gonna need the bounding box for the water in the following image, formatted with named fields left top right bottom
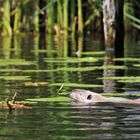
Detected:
left=0, top=34, right=140, bottom=140
left=0, top=103, right=140, bottom=140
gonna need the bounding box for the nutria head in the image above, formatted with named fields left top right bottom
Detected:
left=69, top=89, right=106, bottom=104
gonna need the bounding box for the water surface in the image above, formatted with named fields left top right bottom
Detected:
left=0, top=34, right=140, bottom=140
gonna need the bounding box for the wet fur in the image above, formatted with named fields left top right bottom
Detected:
left=70, top=89, right=140, bottom=105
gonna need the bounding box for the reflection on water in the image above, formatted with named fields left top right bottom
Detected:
left=0, top=103, right=140, bottom=140
left=0, top=34, right=140, bottom=140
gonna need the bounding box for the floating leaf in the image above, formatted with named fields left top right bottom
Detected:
left=58, top=65, right=127, bottom=72
left=50, top=83, right=102, bottom=88
left=18, top=101, right=38, bottom=104
left=44, top=57, right=98, bottom=63
left=26, top=96, right=71, bottom=102
left=118, top=79, right=140, bottom=83
left=57, top=66, right=100, bottom=72
left=0, top=66, right=127, bottom=74
left=102, top=93, right=140, bottom=97
left=58, top=92, right=68, bottom=96
left=99, top=76, right=140, bottom=83
left=114, top=58, right=140, bottom=62
left=99, top=76, right=140, bottom=80
left=0, top=69, right=56, bottom=73
left=0, top=69, right=20, bottom=72
left=102, top=65, right=127, bottom=69
left=23, top=69, right=57, bottom=73
left=24, top=82, right=49, bottom=86
left=0, top=76, right=31, bottom=81
left=133, top=64, right=140, bottom=67
left=32, top=49, right=57, bottom=53
left=82, top=51, right=105, bottom=55
left=0, top=59, right=36, bottom=66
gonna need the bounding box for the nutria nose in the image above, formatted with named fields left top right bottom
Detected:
left=69, top=93, right=73, bottom=98
left=69, top=92, right=76, bottom=99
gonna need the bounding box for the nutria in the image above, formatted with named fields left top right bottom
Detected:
left=69, top=89, right=140, bottom=105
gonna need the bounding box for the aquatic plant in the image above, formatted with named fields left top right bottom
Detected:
left=0, top=0, right=139, bottom=36
left=124, top=0, right=140, bottom=30
left=26, top=96, right=71, bottom=102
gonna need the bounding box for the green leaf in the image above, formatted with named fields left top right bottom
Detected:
left=32, top=49, right=57, bottom=53
left=26, top=96, right=71, bottom=102
left=0, top=69, right=20, bottom=72
left=82, top=51, right=105, bottom=55
left=114, top=57, right=140, bottom=61
left=0, top=76, right=31, bottom=81
left=99, top=76, right=140, bottom=80
left=133, top=64, right=140, bottom=67
left=102, top=93, right=140, bottom=97
left=99, top=76, right=140, bottom=83
left=50, top=83, right=103, bottom=88
left=125, top=13, right=140, bottom=24
left=118, top=79, right=140, bottom=83
left=39, top=0, right=58, bottom=14
left=18, top=101, right=38, bottom=104
left=23, top=69, right=57, bottom=73
left=44, top=57, right=98, bottom=63
left=58, top=65, right=127, bottom=72
left=0, top=59, right=36, bottom=66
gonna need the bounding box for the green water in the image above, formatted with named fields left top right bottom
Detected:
left=0, top=34, right=140, bottom=140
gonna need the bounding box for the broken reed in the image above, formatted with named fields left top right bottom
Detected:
left=0, top=0, right=84, bottom=36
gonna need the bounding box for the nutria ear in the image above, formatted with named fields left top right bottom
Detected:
left=87, top=94, right=92, bottom=100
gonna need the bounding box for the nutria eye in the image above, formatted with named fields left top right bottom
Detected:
left=87, top=95, right=92, bottom=100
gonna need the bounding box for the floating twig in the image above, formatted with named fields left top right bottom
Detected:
left=6, top=98, right=13, bottom=112
left=12, top=92, right=18, bottom=104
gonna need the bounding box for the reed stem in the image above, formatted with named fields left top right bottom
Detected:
left=77, top=0, right=83, bottom=35
left=70, top=0, right=76, bottom=36
left=33, top=0, right=39, bottom=33
left=63, top=0, right=69, bottom=37
left=57, top=0, right=63, bottom=35
left=13, top=4, right=21, bottom=33
left=46, top=0, right=54, bottom=34
left=2, top=0, right=12, bottom=36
